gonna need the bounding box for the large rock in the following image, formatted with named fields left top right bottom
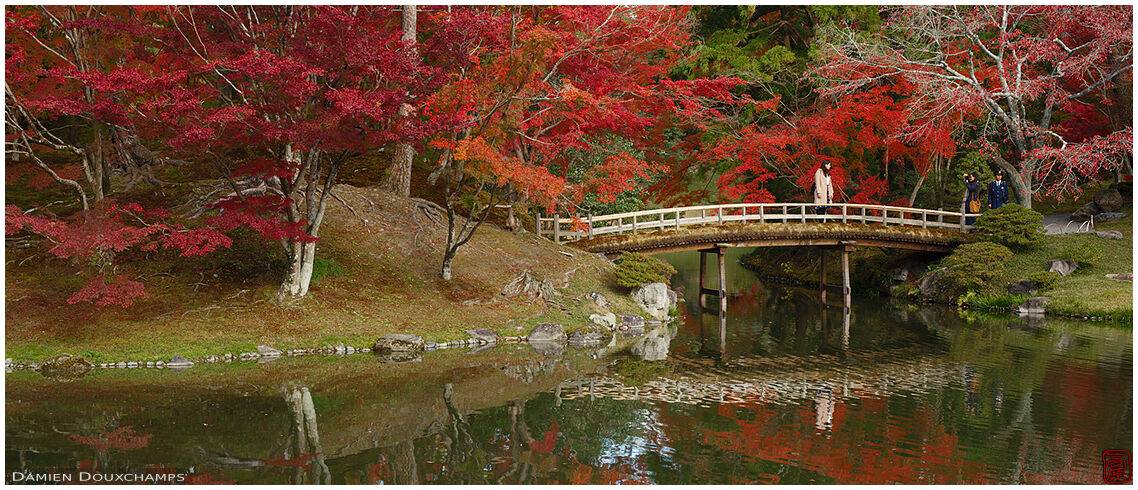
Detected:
left=1070, top=201, right=1102, bottom=222
left=589, top=312, right=617, bottom=329
left=256, top=345, right=281, bottom=357
left=373, top=334, right=425, bottom=353
left=1094, top=212, right=1128, bottom=223
left=1015, top=296, right=1050, bottom=315
left=1047, top=259, right=1079, bottom=277
left=1095, top=230, right=1125, bottom=240
left=1006, top=280, right=1038, bottom=296
left=36, top=353, right=93, bottom=380
left=527, top=323, right=566, bottom=343
left=1106, top=273, right=1133, bottom=282
left=567, top=325, right=611, bottom=346
left=465, top=328, right=499, bottom=343
left=1093, top=188, right=1125, bottom=212
left=582, top=291, right=613, bottom=310
left=631, top=282, right=672, bottom=320
left=620, top=314, right=645, bottom=329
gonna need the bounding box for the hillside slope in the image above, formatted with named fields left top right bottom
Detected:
left=5, top=186, right=637, bottom=363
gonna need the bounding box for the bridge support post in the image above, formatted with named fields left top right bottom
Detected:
left=841, top=244, right=851, bottom=309
left=717, top=246, right=727, bottom=311
left=698, top=250, right=707, bottom=309
left=819, top=249, right=827, bottom=303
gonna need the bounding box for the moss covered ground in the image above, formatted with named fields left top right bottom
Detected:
left=968, top=215, right=1133, bottom=323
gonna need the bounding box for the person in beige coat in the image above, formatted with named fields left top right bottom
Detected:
left=813, top=160, right=834, bottom=221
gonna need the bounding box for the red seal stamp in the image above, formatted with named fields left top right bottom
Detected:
left=1103, top=449, right=1132, bottom=484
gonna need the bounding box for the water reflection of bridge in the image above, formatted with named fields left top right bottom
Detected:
left=558, top=348, right=961, bottom=409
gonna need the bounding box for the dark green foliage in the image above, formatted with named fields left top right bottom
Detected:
left=311, top=256, right=343, bottom=282
left=613, top=252, right=677, bottom=289
left=974, top=204, right=1044, bottom=249
left=1029, top=271, right=1061, bottom=290
left=1060, top=242, right=1103, bottom=267
left=939, top=242, right=1014, bottom=294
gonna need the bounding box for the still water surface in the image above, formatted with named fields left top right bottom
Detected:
left=6, top=249, right=1132, bottom=484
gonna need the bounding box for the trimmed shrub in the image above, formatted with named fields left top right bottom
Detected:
left=973, top=204, right=1044, bottom=249
left=1060, top=242, right=1103, bottom=267
left=938, top=242, right=1014, bottom=294
left=614, top=252, right=677, bottom=289
left=1029, top=270, right=1061, bottom=290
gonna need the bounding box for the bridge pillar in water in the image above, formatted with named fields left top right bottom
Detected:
left=841, top=242, right=853, bottom=309
left=698, top=246, right=727, bottom=310
left=819, top=249, right=827, bottom=304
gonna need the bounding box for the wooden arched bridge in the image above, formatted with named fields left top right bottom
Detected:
left=538, top=202, right=977, bottom=308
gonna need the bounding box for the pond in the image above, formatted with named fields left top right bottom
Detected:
left=5, top=249, right=1132, bottom=484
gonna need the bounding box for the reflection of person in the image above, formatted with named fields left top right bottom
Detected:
left=813, top=161, right=834, bottom=221
left=988, top=170, right=1010, bottom=209
left=963, top=173, right=981, bottom=225
left=814, top=387, right=835, bottom=434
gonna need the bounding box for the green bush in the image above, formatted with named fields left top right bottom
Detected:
left=1029, top=270, right=1061, bottom=290
left=939, top=242, right=1014, bottom=294
left=1060, top=242, right=1103, bottom=266
left=973, top=204, right=1044, bottom=249
left=613, top=252, right=677, bottom=289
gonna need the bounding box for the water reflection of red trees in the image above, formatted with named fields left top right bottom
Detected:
left=656, top=385, right=1106, bottom=484
left=70, top=426, right=152, bottom=451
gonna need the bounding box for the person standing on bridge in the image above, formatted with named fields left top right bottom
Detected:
left=963, top=173, right=981, bottom=225
left=988, top=170, right=1010, bottom=210
left=813, top=160, right=835, bottom=222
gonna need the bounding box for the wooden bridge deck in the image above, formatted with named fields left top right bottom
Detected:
left=538, top=202, right=976, bottom=252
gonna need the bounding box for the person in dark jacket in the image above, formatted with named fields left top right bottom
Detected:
left=963, top=173, right=981, bottom=225
left=988, top=170, right=1010, bottom=209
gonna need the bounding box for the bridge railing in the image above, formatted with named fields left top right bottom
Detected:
left=537, top=202, right=978, bottom=244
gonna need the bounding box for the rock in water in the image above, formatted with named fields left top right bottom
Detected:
left=631, top=282, right=671, bottom=320
left=1015, top=296, right=1050, bottom=315
left=567, top=325, right=611, bottom=345
left=528, top=341, right=565, bottom=357
left=168, top=355, right=194, bottom=366
left=257, top=345, right=282, bottom=357
left=589, top=312, right=617, bottom=329
left=631, top=325, right=676, bottom=361
left=621, top=314, right=646, bottom=329
left=1006, top=280, right=1038, bottom=296
left=527, top=323, right=566, bottom=343
left=1047, top=259, right=1078, bottom=277
left=373, top=350, right=423, bottom=364
left=1093, top=188, right=1125, bottom=212
left=36, top=353, right=94, bottom=379
left=373, top=334, right=425, bottom=353
left=465, top=328, right=499, bottom=343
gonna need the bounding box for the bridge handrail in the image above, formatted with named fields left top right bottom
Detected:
left=537, top=202, right=978, bottom=244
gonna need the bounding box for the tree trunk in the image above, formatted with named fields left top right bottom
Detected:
left=990, top=154, right=1033, bottom=208
left=384, top=441, right=419, bottom=485
left=441, top=248, right=455, bottom=281
left=379, top=6, right=417, bottom=197
left=381, top=127, right=414, bottom=196
left=909, top=170, right=926, bottom=206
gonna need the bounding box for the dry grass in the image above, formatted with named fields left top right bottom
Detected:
left=5, top=186, right=638, bottom=362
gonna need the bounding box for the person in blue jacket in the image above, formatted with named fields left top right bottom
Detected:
left=988, top=170, right=1010, bottom=209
